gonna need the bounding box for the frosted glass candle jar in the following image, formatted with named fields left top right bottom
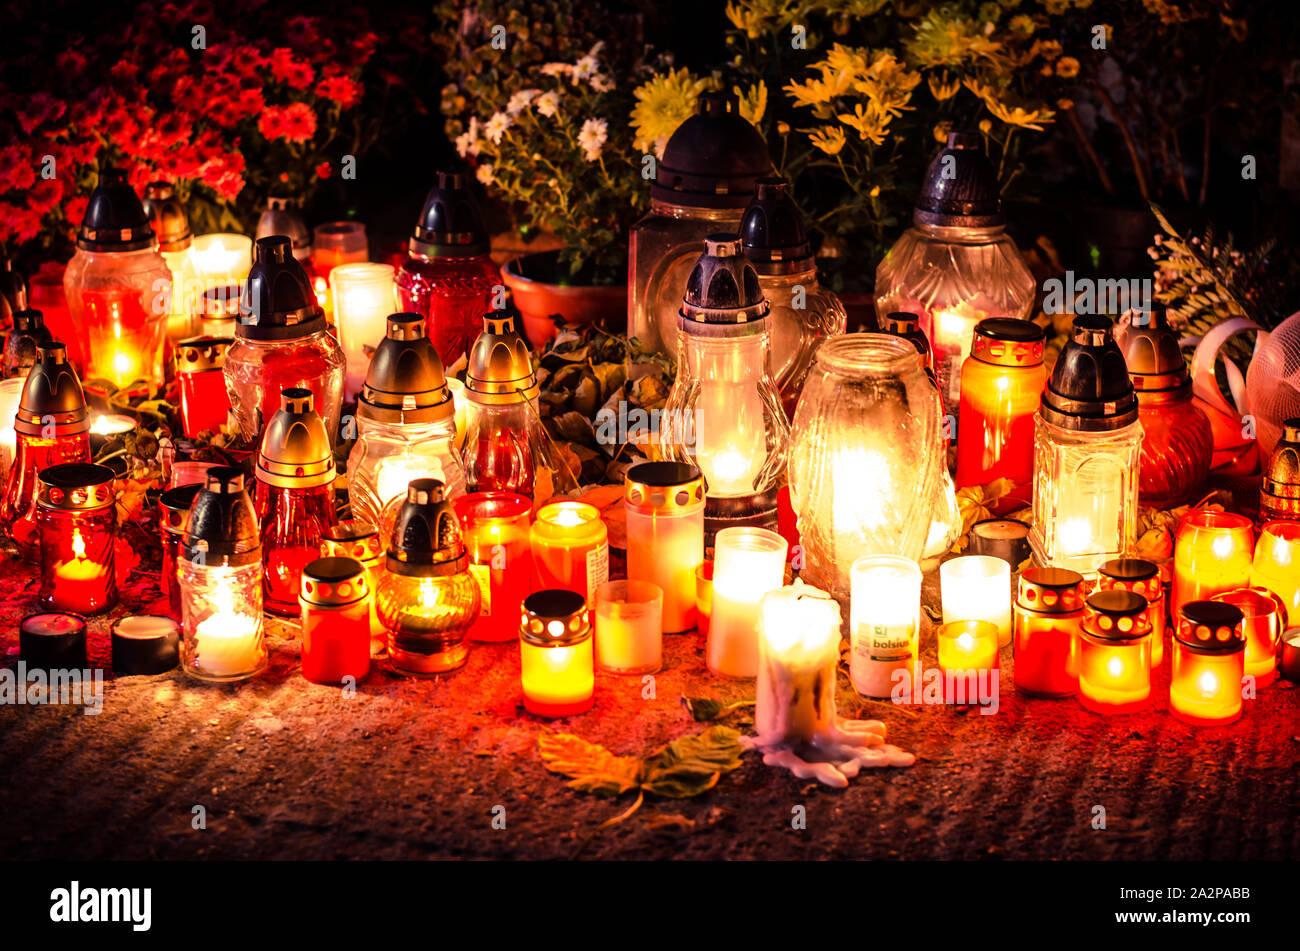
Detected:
left=1212, top=587, right=1287, bottom=687
left=594, top=580, right=663, bottom=675
left=192, top=233, right=252, bottom=293
left=1171, top=509, right=1254, bottom=620
left=848, top=555, right=921, bottom=699
left=1249, top=521, right=1300, bottom=620
left=331, top=262, right=397, bottom=398
left=707, top=527, right=788, bottom=678
left=624, top=461, right=705, bottom=634
left=941, top=555, right=1012, bottom=647
left=531, top=501, right=609, bottom=606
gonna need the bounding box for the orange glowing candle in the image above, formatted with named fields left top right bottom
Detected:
left=937, top=619, right=1000, bottom=675
left=1077, top=590, right=1153, bottom=714
left=519, top=589, right=594, bottom=717
left=530, top=501, right=609, bottom=604
left=1250, top=521, right=1300, bottom=620
left=456, top=492, right=532, bottom=643
left=1096, top=558, right=1167, bottom=666
left=1171, top=510, right=1254, bottom=620
left=1211, top=587, right=1286, bottom=687
left=1170, top=601, right=1246, bottom=726
left=1012, top=567, right=1084, bottom=697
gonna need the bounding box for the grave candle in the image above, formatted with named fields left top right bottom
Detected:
left=940, top=555, right=1012, bottom=647
left=594, top=580, right=663, bottom=675
left=519, top=589, right=594, bottom=717
left=1172, top=509, right=1254, bottom=619
left=1250, top=521, right=1300, bottom=619
left=299, top=556, right=372, bottom=685
left=1013, top=567, right=1084, bottom=697
left=1078, top=590, right=1153, bottom=715
left=1170, top=600, right=1246, bottom=726
left=455, top=491, right=533, bottom=642
left=707, top=526, right=788, bottom=678
left=756, top=581, right=841, bottom=745
left=848, top=554, right=921, bottom=699
left=530, top=501, right=609, bottom=605
left=1211, top=587, right=1286, bottom=687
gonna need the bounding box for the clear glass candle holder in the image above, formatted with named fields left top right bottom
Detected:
left=594, top=580, right=663, bottom=675
left=940, top=555, right=1012, bottom=647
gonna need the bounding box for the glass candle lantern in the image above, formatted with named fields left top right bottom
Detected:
left=788, top=334, right=944, bottom=603
left=1077, top=590, right=1153, bottom=715
left=178, top=466, right=266, bottom=683
left=254, top=388, right=339, bottom=617
left=628, top=91, right=770, bottom=358
left=1117, top=305, right=1214, bottom=508
left=347, top=313, right=466, bottom=539
left=594, top=579, right=663, bottom=675
left=756, top=581, right=842, bottom=744
left=0, top=376, right=25, bottom=482
left=660, top=235, right=789, bottom=522
left=624, top=461, right=705, bottom=634
left=1251, top=520, right=1300, bottom=619
left=530, top=500, right=609, bottom=605
left=462, top=313, right=548, bottom=496
left=1031, top=316, right=1143, bottom=575
left=321, top=520, right=386, bottom=655
left=175, top=337, right=233, bottom=438
left=376, top=479, right=481, bottom=675
left=1170, top=601, right=1247, bottom=726
left=1260, top=419, right=1300, bottom=523
left=1212, top=587, right=1287, bottom=687
left=0, top=343, right=92, bottom=557
left=331, top=262, right=397, bottom=398
left=397, top=170, right=502, bottom=368
left=63, top=169, right=172, bottom=390
left=192, top=233, right=253, bottom=294
left=141, top=181, right=200, bottom=342
left=3, top=308, right=53, bottom=379
left=224, top=236, right=346, bottom=445
left=954, top=318, right=1047, bottom=490
left=848, top=555, right=921, bottom=699
left=1096, top=558, right=1167, bottom=667
left=519, top=589, right=595, bottom=717
left=37, top=463, right=117, bottom=615
left=875, top=132, right=1036, bottom=419
left=454, top=491, right=532, bottom=643
left=29, top=263, right=86, bottom=372
left=159, top=482, right=202, bottom=619
left=299, top=556, right=372, bottom=685
left=256, top=197, right=312, bottom=265
left=738, top=178, right=846, bottom=414
left=707, top=526, right=788, bottom=679
left=1013, top=567, right=1085, bottom=697
left=941, top=555, right=1013, bottom=648
left=1171, top=509, right=1254, bottom=620
left=194, top=284, right=240, bottom=339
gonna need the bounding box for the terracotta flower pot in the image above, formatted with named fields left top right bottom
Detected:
left=501, top=250, right=627, bottom=347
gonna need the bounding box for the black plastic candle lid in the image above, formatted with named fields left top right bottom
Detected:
left=913, top=131, right=1003, bottom=228
left=77, top=168, right=156, bottom=252
left=238, top=236, right=326, bottom=341
left=20, top=612, right=89, bottom=669
left=1177, top=601, right=1246, bottom=653
left=410, top=169, right=490, bottom=257
left=652, top=91, right=771, bottom=210
left=111, top=615, right=179, bottom=675
left=520, top=589, right=590, bottom=646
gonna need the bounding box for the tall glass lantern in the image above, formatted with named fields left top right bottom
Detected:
left=875, top=132, right=1035, bottom=419
left=738, top=178, right=846, bottom=415
left=348, top=313, right=465, bottom=537
left=628, top=91, right=770, bottom=358
left=462, top=313, right=549, bottom=497
left=253, top=388, right=339, bottom=617
left=787, top=334, right=945, bottom=603
left=224, top=236, right=346, bottom=445
left=396, top=170, right=501, bottom=368
left=1031, top=316, right=1142, bottom=576
left=140, top=181, right=200, bottom=342
left=63, top=169, right=173, bottom=389
left=660, top=236, right=789, bottom=535
left=1117, top=304, right=1213, bottom=509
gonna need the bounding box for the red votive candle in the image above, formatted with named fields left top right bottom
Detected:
left=299, top=556, right=371, bottom=684
left=175, top=337, right=233, bottom=438
left=37, top=463, right=117, bottom=615
left=455, top=491, right=533, bottom=642
left=1013, top=567, right=1084, bottom=697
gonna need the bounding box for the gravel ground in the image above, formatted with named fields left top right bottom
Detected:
left=2, top=551, right=1297, bottom=862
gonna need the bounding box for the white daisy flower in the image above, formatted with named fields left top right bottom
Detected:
left=540, top=63, right=572, bottom=78
left=506, top=88, right=540, bottom=116
left=590, top=73, right=614, bottom=93
left=484, top=111, right=512, bottom=144
left=476, top=163, right=494, bottom=185
left=535, top=91, right=560, bottom=117
left=578, top=117, right=607, bottom=162
left=455, top=116, right=480, bottom=157
left=572, top=54, right=599, bottom=85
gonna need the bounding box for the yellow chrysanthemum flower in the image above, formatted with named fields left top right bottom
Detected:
left=807, top=125, right=847, bottom=156
left=928, top=71, right=961, bottom=101
left=1055, top=56, right=1080, bottom=79
left=838, top=101, right=890, bottom=146
left=985, top=98, right=1054, bottom=131
left=736, top=81, right=768, bottom=127
left=631, top=68, right=710, bottom=155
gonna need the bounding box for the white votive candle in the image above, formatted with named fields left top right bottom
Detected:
left=757, top=581, right=841, bottom=744
left=707, top=527, right=788, bottom=678
left=849, top=555, right=921, bottom=698
left=941, top=555, right=1013, bottom=647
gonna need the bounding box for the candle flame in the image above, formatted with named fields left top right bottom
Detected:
left=1106, top=655, right=1125, bottom=679
left=1197, top=670, right=1219, bottom=696
left=1212, top=535, right=1233, bottom=559
left=72, top=530, right=86, bottom=560
left=547, top=505, right=589, bottom=528
left=957, top=632, right=976, bottom=652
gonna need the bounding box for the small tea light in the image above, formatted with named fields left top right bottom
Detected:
left=594, top=580, right=663, bottom=675
left=1280, top=628, right=1300, bottom=684
left=1211, top=587, right=1286, bottom=687
left=1172, top=509, right=1254, bottom=620
left=530, top=500, right=609, bottom=605
left=519, top=589, right=594, bottom=718
left=89, top=414, right=135, bottom=437
left=1078, top=590, right=1153, bottom=715
left=937, top=619, right=1000, bottom=680
left=1013, top=567, right=1084, bottom=697
left=940, top=555, right=1012, bottom=647
left=1170, top=601, right=1246, bottom=726
left=20, top=612, right=88, bottom=670
left=111, top=615, right=180, bottom=676
left=969, top=518, right=1032, bottom=568
left=1097, top=558, right=1167, bottom=667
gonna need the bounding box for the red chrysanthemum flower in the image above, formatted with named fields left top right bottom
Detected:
left=315, top=75, right=362, bottom=109
left=270, top=47, right=314, bottom=90
left=277, top=101, right=318, bottom=143
left=316, top=161, right=332, bottom=179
